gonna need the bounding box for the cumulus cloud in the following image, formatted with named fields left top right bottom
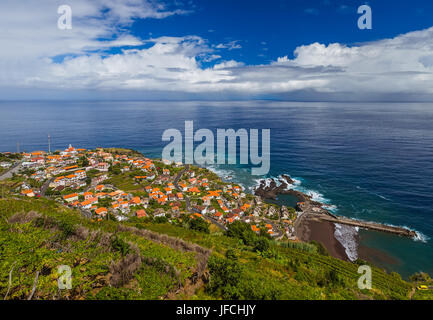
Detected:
left=1, top=0, right=433, bottom=101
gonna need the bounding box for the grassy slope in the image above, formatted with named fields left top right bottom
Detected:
left=0, top=196, right=197, bottom=300
left=0, top=191, right=422, bottom=300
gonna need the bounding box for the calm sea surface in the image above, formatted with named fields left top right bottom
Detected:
left=1, top=100, right=432, bottom=278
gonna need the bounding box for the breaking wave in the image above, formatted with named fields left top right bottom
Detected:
left=334, top=223, right=358, bottom=262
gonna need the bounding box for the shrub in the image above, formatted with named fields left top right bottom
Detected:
left=225, top=249, right=238, bottom=260
left=58, top=220, right=76, bottom=240
left=111, top=236, right=131, bottom=256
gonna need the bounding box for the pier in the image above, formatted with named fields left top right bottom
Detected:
left=310, top=213, right=417, bottom=238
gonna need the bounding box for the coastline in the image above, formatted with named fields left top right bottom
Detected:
left=253, top=175, right=355, bottom=261
left=296, top=216, right=349, bottom=261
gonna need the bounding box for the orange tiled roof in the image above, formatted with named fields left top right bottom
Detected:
left=63, top=193, right=78, bottom=199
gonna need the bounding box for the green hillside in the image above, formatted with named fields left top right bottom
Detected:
left=1, top=191, right=429, bottom=300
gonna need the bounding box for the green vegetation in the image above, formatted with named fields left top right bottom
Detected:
left=181, top=215, right=210, bottom=234
left=0, top=172, right=426, bottom=300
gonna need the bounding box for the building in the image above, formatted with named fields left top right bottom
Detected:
left=63, top=193, right=79, bottom=203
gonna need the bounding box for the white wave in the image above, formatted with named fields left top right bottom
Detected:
left=323, top=204, right=339, bottom=213
left=382, top=223, right=430, bottom=243
left=374, top=193, right=390, bottom=201
left=278, top=174, right=301, bottom=190
left=206, top=165, right=247, bottom=191
left=413, top=231, right=430, bottom=243
left=206, top=165, right=233, bottom=178
left=334, top=223, right=359, bottom=262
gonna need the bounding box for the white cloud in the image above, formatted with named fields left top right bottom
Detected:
left=1, top=0, right=433, bottom=100
left=214, top=40, right=242, bottom=50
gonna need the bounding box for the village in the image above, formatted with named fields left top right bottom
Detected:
left=0, top=145, right=299, bottom=240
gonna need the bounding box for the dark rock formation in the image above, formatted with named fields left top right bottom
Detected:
left=254, top=177, right=321, bottom=206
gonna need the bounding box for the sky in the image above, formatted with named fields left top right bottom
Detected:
left=1, top=0, right=433, bottom=101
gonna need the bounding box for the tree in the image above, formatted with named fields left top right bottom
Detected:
left=189, top=217, right=210, bottom=233
left=79, top=156, right=89, bottom=167
left=254, top=238, right=270, bottom=252
left=207, top=256, right=243, bottom=299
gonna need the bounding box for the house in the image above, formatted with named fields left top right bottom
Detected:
left=95, top=207, right=108, bottom=216
left=157, top=196, right=167, bottom=205
left=109, top=190, right=123, bottom=200
left=154, top=211, right=166, bottom=218
left=251, top=225, right=260, bottom=233
left=214, top=212, right=223, bottom=220
left=162, top=159, right=172, bottom=165
left=195, top=205, right=207, bottom=215
left=188, top=187, right=200, bottom=194
left=136, top=209, right=147, bottom=218
left=84, top=192, right=93, bottom=200
left=75, top=170, right=86, bottom=179
left=202, top=196, right=211, bottom=206
left=80, top=197, right=98, bottom=209
left=63, top=165, right=78, bottom=171
left=63, top=193, right=79, bottom=203
left=207, top=190, right=221, bottom=199
left=0, top=162, right=12, bottom=168
left=51, top=176, right=66, bottom=187
left=65, top=174, right=78, bottom=183
left=146, top=173, right=155, bottom=180
left=31, top=157, right=45, bottom=165
left=97, top=162, right=109, bottom=172
left=242, top=216, right=251, bottom=223
left=176, top=193, right=184, bottom=200
left=129, top=196, right=142, bottom=206
left=21, top=189, right=35, bottom=197
left=232, top=208, right=244, bottom=216
left=95, top=192, right=107, bottom=199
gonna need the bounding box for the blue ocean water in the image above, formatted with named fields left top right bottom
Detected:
left=1, top=100, right=432, bottom=278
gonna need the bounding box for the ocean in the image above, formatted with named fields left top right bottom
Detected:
left=1, top=100, right=432, bottom=278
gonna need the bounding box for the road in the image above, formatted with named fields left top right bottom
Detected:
left=173, top=164, right=227, bottom=231
left=0, top=162, right=22, bottom=181
left=40, top=177, right=55, bottom=196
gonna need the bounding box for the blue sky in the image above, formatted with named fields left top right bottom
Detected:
left=130, top=0, right=433, bottom=65
left=1, top=0, right=433, bottom=101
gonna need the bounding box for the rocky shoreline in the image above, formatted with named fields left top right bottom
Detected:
left=252, top=175, right=418, bottom=263
left=253, top=176, right=351, bottom=261
left=254, top=175, right=326, bottom=211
